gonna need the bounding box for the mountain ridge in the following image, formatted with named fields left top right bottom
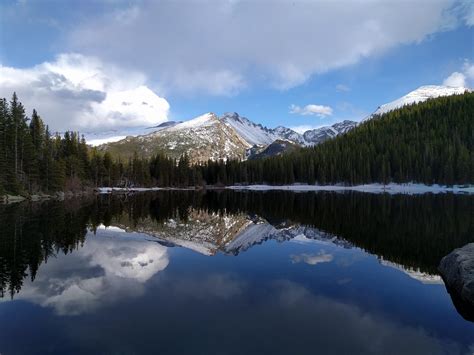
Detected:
left=98, top=85, right=469, bottom=163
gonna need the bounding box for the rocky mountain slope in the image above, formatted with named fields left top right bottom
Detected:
left=303, top=120, right=357, bottom=145
left=99, top=113, right=251, bottom=163
left=248, top=139, right=300, bottom=160
left=99, top=112, right=356, bottom=162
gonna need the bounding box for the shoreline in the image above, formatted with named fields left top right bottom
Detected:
left=226, top=183, right=474, bottom=194
left=3, top=182, right=473, bottom=203
left=97, top=183, right=474, bottom=195
left=0, top=189, right=95, bottom=204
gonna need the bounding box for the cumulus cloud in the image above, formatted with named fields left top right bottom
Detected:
left=290, top=104, right=333, bottom=117
left=443, top=61, right=474, bottom=88
left=0, top=53, right=170, bottom=132
left=67, top=0, right=462, bottom=94
left=443, top=71, right=466, bottom=87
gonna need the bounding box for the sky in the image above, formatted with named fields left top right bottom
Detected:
left=0, top=0, right=473, bottom=139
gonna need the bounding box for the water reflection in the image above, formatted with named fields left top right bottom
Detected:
left=15, top=227, right=169, bottom=315
left=0, top=191, right=474, bottom=353
left=1, top=191, right=473, bottom=299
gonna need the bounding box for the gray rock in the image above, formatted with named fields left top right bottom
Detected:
left=439, top=243, right=474, bottom=321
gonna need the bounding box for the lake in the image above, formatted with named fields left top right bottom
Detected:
left=1, top=190, right=473, bottom=354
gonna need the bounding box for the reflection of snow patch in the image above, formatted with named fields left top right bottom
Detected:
left=97, top=224, right=127, bottom=233
left=380, top=259, right=443, bottom=285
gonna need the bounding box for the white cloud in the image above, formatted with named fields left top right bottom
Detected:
left=442, top=60, right=474, bottom=88
left=168, top=69, right=246, bottom=97
left=443, top=71, right=466, bottom=87
left=336, top=84, right=351, bottom=92
left=67, top=0, right=461, bottom=94
left=463, top=61, right=474, bottom=80
left=290, top=104, right=333, bottom=117
left=0, top=53, right=170, bottom=132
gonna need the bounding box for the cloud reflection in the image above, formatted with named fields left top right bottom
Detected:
left=16, top=229, right=169, bottom=315
left=290, top=251, right=334, bottom=265
left=272, top=280, right=464, bottom=354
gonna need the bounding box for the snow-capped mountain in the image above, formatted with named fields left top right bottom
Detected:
left=366, top=85, right=469, bottom=120
left=273, top=126, right=306, bottom=145
left=99, top=113, right=251, bottom=163
left=98, top=110, right=355, bottom=163
left=221, top=112, right=351, bottom=147
left=303, top=120, right=357, bottom=145
left=98, top=111, right=357, bottom=162
left=221, top=112, right=280, bottom=146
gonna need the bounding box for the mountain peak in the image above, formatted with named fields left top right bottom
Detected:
left=369, top=85, right=469, bottom=118
left=168, top=112, right=218, bottom=131
left=221, top=112, right=277, bottom=146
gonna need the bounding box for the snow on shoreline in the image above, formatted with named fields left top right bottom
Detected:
left=227, top=183, right=474, bottom=194
left=97, top=183, right=474, bottom=195
left=97, top=187, right=195, bottom=193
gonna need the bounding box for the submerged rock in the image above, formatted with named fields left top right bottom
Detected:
left=439, top=243, right=474, bottom=321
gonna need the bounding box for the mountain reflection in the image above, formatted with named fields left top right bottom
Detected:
left=1, top=190, right=473, bottom=300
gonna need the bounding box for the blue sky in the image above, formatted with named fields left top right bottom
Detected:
left=0, top=0, right=473, bottom=136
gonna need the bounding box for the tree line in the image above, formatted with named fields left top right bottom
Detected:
left=1, top=91, right=472, bottom=196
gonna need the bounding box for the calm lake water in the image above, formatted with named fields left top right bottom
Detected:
left=1, top=190, right=474, bottom=354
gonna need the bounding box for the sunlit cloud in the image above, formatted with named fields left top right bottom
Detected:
left=289, top=104, right=333, bottom=117
left=0, top=53, right=170, bottom=132
left=442, top=60, right=474, bottom=88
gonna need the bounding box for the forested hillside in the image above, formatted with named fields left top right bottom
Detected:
left=202, top=92, right=473, bottom=185
left=0, top=91, right=472, bottom=196
left=0, top=93, right=160, bottom=196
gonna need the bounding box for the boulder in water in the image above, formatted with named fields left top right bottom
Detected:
left=439, top=243, right=474, bottom=321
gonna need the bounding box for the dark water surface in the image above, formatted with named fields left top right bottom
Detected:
left=1, top=191, right=474, bottom=354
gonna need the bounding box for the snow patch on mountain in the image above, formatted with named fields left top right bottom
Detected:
left=169, top=112, right=217, bottom=130
left=366, top=85, right=469, bottom=120
left=220, top=112, right=344, bottom=147
left=221, top=112, right=279, bottom=146
left=303, top=120, right=357, bottom=145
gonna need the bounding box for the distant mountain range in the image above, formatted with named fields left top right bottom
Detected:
left=97, top=85, right=469, bottom=163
